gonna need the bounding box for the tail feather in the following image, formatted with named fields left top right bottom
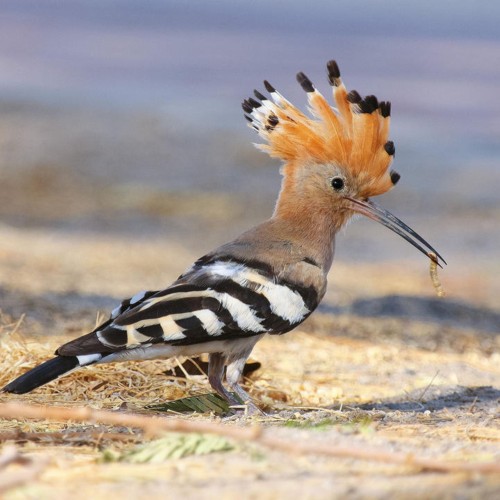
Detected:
left=2, top=356, right=80, bottom=394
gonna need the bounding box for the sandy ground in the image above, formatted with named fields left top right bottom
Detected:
left=0, top=215, right=498, bottom=499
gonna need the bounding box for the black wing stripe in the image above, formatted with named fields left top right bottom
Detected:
left=150, top=283, right=207, bottom=298
left=291, top=284, right=319, bottom=311
left=211, top=280, right=270, bottom=312
left=116, top=297, right=210, bottom=324
left=97, top=327, right=128, bottom=347
left=135, top=323, right=165, bottom=339
left=168, top=325, right=236, bottom=345
left=210, top=279, right=292, bottom=332
left=57, top=331, right=121, bottom=356
left=174, top=315, right=203, bottom=332
left=110, top=290, right=159, bottom=320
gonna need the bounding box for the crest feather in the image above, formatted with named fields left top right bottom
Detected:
left=243, top=60, right=397, bottom=197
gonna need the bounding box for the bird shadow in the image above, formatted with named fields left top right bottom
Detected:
left=0, top=286, right=119, bottom=333
left=329, top=385, right=499, bottom=413
left=319, top=294, right=500, bottom=335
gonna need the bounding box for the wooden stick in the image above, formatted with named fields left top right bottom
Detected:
left=0, top=401, right=498, bottom=474
left=0, top=402, right=261, bottom=440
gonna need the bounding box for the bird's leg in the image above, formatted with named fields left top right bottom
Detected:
left=226, top=355, right=264, bottom=416
left=207, top=352, right=242, bottom=408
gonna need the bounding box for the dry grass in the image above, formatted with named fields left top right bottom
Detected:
left=0, top=221, right=499, bottom=498
left=0, top=331, right=214, bottom=412
left=0, top=310, right=499, bottom=498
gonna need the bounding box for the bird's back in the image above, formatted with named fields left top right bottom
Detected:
left=55, top=217, right=329, bottom=363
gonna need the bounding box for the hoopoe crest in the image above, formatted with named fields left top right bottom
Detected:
left=243, top=60, right=444, bottom=262
left=243, top=60, right=397, bottom=200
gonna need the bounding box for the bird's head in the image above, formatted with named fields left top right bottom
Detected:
left=243, top=60, right=445, bottom=266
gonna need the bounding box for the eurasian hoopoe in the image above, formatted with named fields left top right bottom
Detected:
left=3, top=60, right=445, bottom=413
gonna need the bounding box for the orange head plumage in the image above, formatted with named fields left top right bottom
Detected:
left=243, top=60, right=446, bottom=267
left=243, top=60, right=399, bottom=200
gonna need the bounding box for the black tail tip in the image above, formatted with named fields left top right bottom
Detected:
left=2, top=381, right=30, bottom=394
left=2, top=356, right=79, bottom=394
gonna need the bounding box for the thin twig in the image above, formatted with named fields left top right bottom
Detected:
left=418, top=370, right=440, bottom=402
left=0, top=402, right=260, bottom=441
left=467, top=396, right=478, bottom=413
left=9, top=314, right=26, bottom=338
left=0, top=402, right=498, bottom=474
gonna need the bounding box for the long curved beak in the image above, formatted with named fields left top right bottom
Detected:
left=345, top=197, right=447, bottom=268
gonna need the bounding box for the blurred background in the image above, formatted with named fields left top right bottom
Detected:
left=0, top=0, right=498, bottom=314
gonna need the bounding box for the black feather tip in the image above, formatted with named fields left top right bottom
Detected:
left=390, top=170, right=401, bottom=185
left=248, top=97, right=262, bottom=109
left=254, top=89, right=267, bottom=101
left=267, top=114, right=279, bottom=131
left=326, top=60, right=341, bottom=86
left=358, top=95, right=379, bottom=114
left=384, top=140, right=396, bottom=156
left=264, top=80, right=276, bottom=93
left=296, top=72, right=315, bottom=93
left=347, top=90, right=362, bottom=103
left=380, top=101, right=391, bottom=118
left=242, top=100, right=253, bottom=114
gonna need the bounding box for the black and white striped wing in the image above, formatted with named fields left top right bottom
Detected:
left=57, top=258, right=317, bottom=358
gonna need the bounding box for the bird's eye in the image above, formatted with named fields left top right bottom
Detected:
left=331, top=177, right=345, bottom=191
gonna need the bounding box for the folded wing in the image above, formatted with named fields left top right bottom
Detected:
left=57, top=256, right=315, bottom=357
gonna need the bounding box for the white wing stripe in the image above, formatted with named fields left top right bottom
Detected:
left=206, top=261, right=309, bottom=323
left=215, top=292, right=265, bottom=333
left=258, top=283, right=309, bottom=322
left=193, top=310, right=224, bottom=336
left=77, top=353, right=102, bottom=365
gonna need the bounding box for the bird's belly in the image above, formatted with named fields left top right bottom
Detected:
left=99, top=334, right=265, bottom=363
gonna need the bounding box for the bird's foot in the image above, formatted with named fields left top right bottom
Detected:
left=228, top=400, right=265, bottom=417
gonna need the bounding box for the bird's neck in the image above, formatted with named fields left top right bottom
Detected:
left=270, top=185, right=341, bottom=273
